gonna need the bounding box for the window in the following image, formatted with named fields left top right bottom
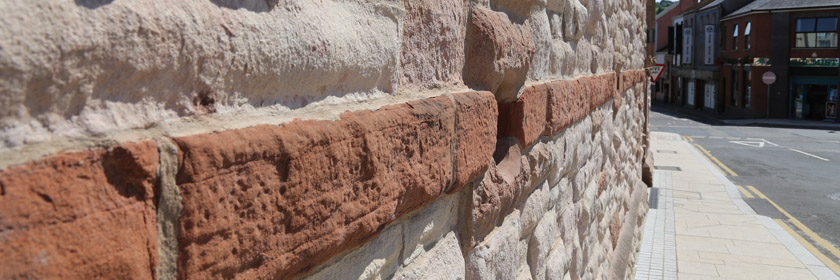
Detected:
left=745, top=21, right=751, bottom=49
left=743, top=70, right=751, bottom=109
left=733, top=24, right=739, bottom=50
left=721, top=25, right=727, bottom=51
left=795, top=17, right=838, bottom=48
left=731, top=69, right=739, bottom=106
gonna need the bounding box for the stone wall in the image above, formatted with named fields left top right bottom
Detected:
left=0, top=0, right=651, bottom=279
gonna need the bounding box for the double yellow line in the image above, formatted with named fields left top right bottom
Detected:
left=738, top=185, right=840, bottom=275
left=682, top=136, right=738, bottom=177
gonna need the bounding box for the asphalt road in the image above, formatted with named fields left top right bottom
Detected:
left=650, top=106, right=840, bottom=264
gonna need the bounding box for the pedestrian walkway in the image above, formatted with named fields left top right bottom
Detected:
left=634, top=132, right=840, bottom=280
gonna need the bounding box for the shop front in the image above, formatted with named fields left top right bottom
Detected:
left=789, top=58, right=839, bottom=121
left=791, top=76, right=838, bottom=121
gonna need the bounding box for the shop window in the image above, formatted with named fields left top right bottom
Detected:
left=732, top=69, right=739, bottom=106
left=744, top=70, right=751, bottom=109
left=745, top=21, right=751, bottom=49
left=795, top=17, right=838, bottom=48
left=733, top=24, right=739, bottom=50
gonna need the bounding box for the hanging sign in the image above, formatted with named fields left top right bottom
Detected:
left=683, top=28, right=693, bottom=64
left=704, top=25, right=714, bottom=65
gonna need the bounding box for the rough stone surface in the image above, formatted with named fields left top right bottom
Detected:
left=400, top=0, right=468, bottom=91
left=393, top=232, right=465, bottom=280
left=498, top=84, right=547, bottom=149
left=545, top=79, right=589, bottom=135
left=451, top=91, right=499, bottom=192
left=466, top=213, right=521, bottom=280
left=0, top=0, right=651, bottom=276
left=0, top=141, right=159, bottom=279
left=302, top=221, right=402, bottom=280
left=173, top=96, right=455, bottom=279
left=0, top=1, right=404, bottom=148
left=464, top=8, right=536, bottom=102
left=468, top=138, right=529, bottom=246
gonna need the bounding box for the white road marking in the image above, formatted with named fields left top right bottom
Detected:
left=730, top=141, right=765, bottom=148
left=745, top=138, right=780, bottom=146
left=828, top=192, right=840, bottom=202
left=762, top=139, right=779, bottom=146
left=789, top=148, right=830, bottom=161
left=691, top=135, right=706, bottom=138
left=726, top=137, right=742, bottom=140
left=709, top=136, right=723, bottom=139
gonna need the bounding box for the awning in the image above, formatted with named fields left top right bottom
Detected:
left=745, top=22, right=751, bottom=35
left=733, top=24, right=739, bottom=37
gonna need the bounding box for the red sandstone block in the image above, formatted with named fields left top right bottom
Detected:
left=545, top=79, right=589, bottom=135
left=0, top=141, right=160, bottom=280
left=173, top=96, right=455, bottom=279
left=464, top=8, right=535, bottom=102
left=451, top=91, right=498, bottom=192
left=498, top=84, right=547, bottom=149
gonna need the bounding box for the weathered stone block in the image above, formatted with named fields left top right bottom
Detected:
left=173, top=96, right=455, bottom=279
left=466, top=213, right=521, bottom=280
left=464, top=8, right=535, bottom=102
left=528, top=209, right=558, bottom=280
left=393, top=231, right=465, bottom=280
left=452, top=91, right=498, bottom=192
left=545, top=79, right=588, bottom=135
left=304, top=221, right=402, bottom=280
left=0, top=1, right=404, bottom=147
left=400, top=0, right=468, bottom=91
left=468, top=138, right=530, bottom=246
left=498, top=84, right=547, bottom=148
left=0, top=141, right=159, bottom=279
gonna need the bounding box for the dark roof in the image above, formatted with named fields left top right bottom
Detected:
left=697, top=0, right=725, bottom=12
left=681, top=0, right=718, bottom=15
left=725, top=0, right=840, bottom=19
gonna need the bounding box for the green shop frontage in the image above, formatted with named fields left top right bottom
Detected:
left=789, top=58, right=839, bottom=121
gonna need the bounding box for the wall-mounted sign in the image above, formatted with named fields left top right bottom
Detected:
left=704, top=25, right=714, bottom=65
left=753, top=57, right=771, bottom=67
left=704, top=82, right=715, bottom=109
left=687, top=81, right=695, bottom=105
left=789, top=58, right=839, bottom=67
left=683, top=28, right=693, bottom=64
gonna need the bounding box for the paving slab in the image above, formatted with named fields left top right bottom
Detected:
left=634, top=132, right=839, bottom=280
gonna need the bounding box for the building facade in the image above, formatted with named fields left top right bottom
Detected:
left=722, top=0, right=840, bottom=121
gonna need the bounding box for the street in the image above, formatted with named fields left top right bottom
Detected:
left=650, top=106, right=840, bottom=265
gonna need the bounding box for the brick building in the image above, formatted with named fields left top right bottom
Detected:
left=722, top=0, right=840, bottom=120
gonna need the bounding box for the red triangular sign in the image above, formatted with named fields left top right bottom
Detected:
left=651, top=64, right=666, bottom=83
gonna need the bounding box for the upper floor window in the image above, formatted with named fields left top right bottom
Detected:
left=721, top=25, right=727, bottom=51
left=795, top=17, right=838, bottom=48
left=733, top=24, right=739, bottom=50
left=745, top=22, right=751, bottom=49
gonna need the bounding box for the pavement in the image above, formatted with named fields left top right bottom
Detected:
left=634, top=132, right=840, bottom=280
